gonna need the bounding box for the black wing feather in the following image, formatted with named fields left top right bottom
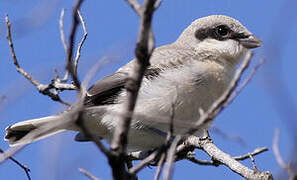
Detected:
left=84, top=72, right=127, bottom=106
left=84, top=68, right=162, bottom=107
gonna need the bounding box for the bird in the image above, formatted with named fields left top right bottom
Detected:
left=4, top=15, right=262, bottom=152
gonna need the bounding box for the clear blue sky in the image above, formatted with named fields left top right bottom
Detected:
left=1, top=0, right=297, bottom=179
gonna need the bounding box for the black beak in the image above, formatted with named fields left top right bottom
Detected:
left=240, top=35, right=262, bottom=49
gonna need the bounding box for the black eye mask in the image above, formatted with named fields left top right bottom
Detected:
left=195, top=24, right=249, bottom=41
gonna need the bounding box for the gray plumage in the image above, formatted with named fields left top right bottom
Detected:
left=5, top=15, right=262, bottom=152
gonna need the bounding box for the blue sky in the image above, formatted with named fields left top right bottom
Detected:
left=1, top=0, right=297, bottom=179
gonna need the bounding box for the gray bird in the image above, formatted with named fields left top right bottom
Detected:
left=5, top=15, right=262, bottom=152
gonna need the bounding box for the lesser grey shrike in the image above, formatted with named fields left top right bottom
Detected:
left=5, top=15, right=262, bottom=152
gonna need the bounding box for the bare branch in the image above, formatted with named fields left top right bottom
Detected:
left=186, top=156, right=218, bottom=166
left=0, top=148, right=31, bottom=180
left=129, top=150, right=160, bottom=174
left=163, top=136, right=181, bottom=180
left=273, top=128, right=296, bottom=178
left=153, top=153, right=166, bottom=180
left=181, top=136, right=272, bottom=179
left=59, top=8, right=70, bottom=82
left=74, top=10, right=88, bottom=75
left=65, top=0, right=84, bottom=89
left=5, top=15, right=72, bottom=106
left=234, top=147, right=268, bottom=161
left=5, top=15, right=40, bottom=88
left=79, top=168, right=100, bottom=180
left=273, top=129, right=289, bottom=170
left=125, top=0, right=142, bottom=15
left=248, top=153, right=259, bottom=171
left=59, top=9, right=68, bottom=55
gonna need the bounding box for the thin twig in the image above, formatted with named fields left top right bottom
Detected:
left=66, top=0, right=84, bottom=89
left=79, top=168, right=100, bottom=180
left=181, top=136, right=272, bottom=179
left=273, top=128, right=295, bottom=176
left=234, top=147, right=268, bottom=161
left=248, top=153, right=259, bottom=171
left=5, top=15, right=72, bottom=106
left=74, top=10, right=88, bottom=75
left=153, top=153, right=166, bottom=180
left=124, top=0, right=142, bottom=15
left=6, top=15, right=40, bottom=88
left=59, top=9, right=68, bottom=55
left=59, top=8, right=70, bottom=82
left=186, top=156, right=218, bottom=166
left=163, top=136, right=181, bottom=180
left=129, top=150, right=160, bottom=174
left=0, top=148, right=31, bottom=180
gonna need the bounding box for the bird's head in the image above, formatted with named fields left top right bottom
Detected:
left=176, top=15, right=262, bottom=66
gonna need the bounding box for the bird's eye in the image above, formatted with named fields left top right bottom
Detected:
left=215, top=25, right=230, bottom=38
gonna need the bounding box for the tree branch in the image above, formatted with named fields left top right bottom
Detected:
left=5, top=15, right=74, bottom=106
left=273, top=128, right=297, bottom=179
left=109, top=0, right=161, bottom=179
left=65, top=0, right=84, bottom=89
left=180, top=136, right=272, bottom=179
left=79, top=168, right=101, bottom=180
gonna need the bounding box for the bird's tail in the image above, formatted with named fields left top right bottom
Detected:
left=4, top=115, right=67, bottom=146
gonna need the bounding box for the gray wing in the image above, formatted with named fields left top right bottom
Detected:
left=84, top=72, right=127, bottom=106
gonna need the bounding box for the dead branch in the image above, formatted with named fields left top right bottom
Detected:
left=234, top=147, right=268, bottom=161
left=163, top=136, right=181, bottom=180
left=5, top=15, right=75, bottom=106
left=65, top=0, right=84, bottom=89
left=109, top=0, right=161, bottom=179
left=74, top=10, right=88, bottom=75
left=180, top=136, right=272, bottom=179
left=59, top=8, right=70, bottom=82
left=153, top=153, right=166, bottom=180
left=273, top=128, right=297, bottom=179
left=79, top=168, right=101, bottom=180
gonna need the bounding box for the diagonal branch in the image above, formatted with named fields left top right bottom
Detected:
left=79, top=168, right=101, bottom=180
left=74, top=10, right=88, bottom=75
left=180, top=136, right=272, bottom=179
left=5, top=15, right=72, bottom=106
